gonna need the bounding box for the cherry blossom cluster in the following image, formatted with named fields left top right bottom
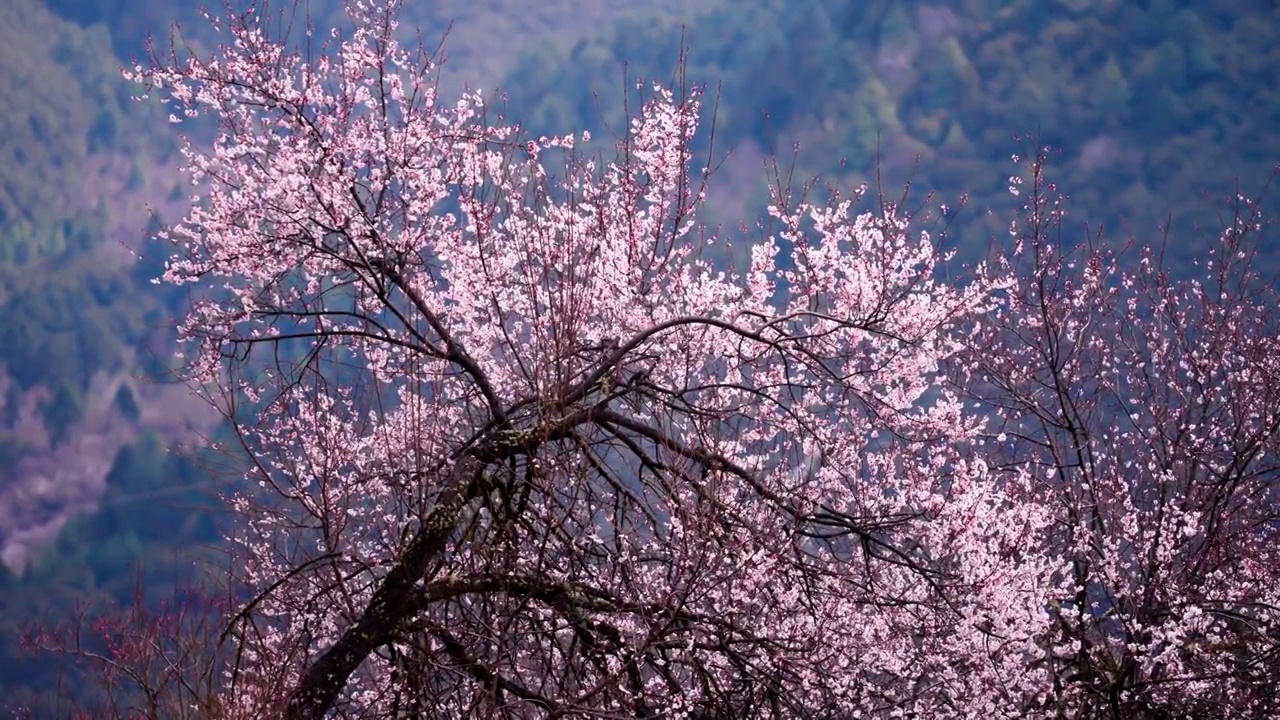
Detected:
left=120, top=1, right=1280, bottom=718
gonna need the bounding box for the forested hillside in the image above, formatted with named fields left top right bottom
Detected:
left=0, top=0, right=230, bottom=710
left=45, top=0, right=718, bottom=94
left=505, top=0, right=1280, bottom=266
left=0, top=0, right=199, bottom=574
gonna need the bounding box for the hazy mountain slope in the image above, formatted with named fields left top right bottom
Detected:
left=46, top=0, right=720, bottom=95
left=0, top=0, right=206, bottom=573
left=0, top=1, right=230, bottom=710
left=0, top=0, right=165, bottom=236
left=503, top=0, right=1280, bottom=267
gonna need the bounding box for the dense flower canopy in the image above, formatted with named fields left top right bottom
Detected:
left=104, top=1, right=1280, bottom=718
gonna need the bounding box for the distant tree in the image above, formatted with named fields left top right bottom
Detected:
left=112, top=383, right=141, bottom=423
left=1093, top=56, right=1132, bottom=117
left=43, top=381, right=82, bottom=447
left=20, top=579, right=229, bottom=720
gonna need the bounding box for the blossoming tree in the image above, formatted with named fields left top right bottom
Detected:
left=953, top=156, right=1280, bottom=718
left=100, top=1, right=1280, bottom=718
left=121, top=1, right=1060, bottom=717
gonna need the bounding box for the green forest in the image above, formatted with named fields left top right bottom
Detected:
left=0, top=0, right=223, bottom=710
left=0, top=0, right=1276, bottom=713
left=506, top=0, right=1280, bottom=267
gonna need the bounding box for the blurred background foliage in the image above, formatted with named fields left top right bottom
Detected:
left=0, top=0, right=1275, bottom=713
left=505, top=0, right=1279, bottom=268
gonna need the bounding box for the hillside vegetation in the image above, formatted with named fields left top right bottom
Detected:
left=46, top=0, right=720, bottom=94
left=505, top=0, right=1280, bottom=265
left=0, top=0, right=198, bottom=567
left=0, top=0, right=223, bottom=710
